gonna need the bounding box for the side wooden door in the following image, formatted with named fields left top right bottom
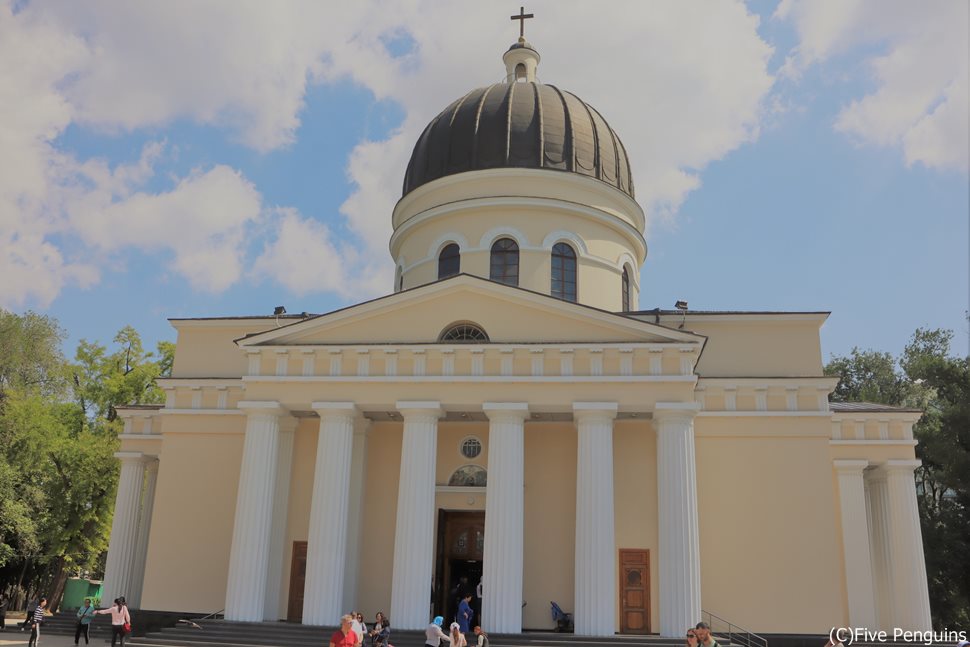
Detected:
left=287, top=541, right=308, bottom=622
left=619, top=548, right=650, bottom=634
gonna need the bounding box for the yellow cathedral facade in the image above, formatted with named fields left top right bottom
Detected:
left=102, top=33, right=932, bottom=638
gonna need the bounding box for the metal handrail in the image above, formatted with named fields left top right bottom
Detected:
left=178, top=608, right=224, bottom=628
left=702, top=609, right=768, bottom=647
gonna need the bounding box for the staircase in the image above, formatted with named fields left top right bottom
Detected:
left=32, top=612, right=736, bottom=647
left=125, top=619, right=702, bottom=647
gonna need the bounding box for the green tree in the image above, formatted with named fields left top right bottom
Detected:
left=0, top=310, right=67, bottom=397
left=825, top=347, right=917, bottom=405
left=826, top=328, right=970, bottom=626
left=73, top=326, right=170, bottom=424
left=1, top=311, right=173, bottom=611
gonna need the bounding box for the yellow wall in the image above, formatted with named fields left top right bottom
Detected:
left=640, top=317, right=827, bottom=377
left=357, top=423, right=402, bottom=619
left=695, top=416, right=844, bottom=632
left=141, top=416, right=244, bottom=612
left=523, top=423, right=578, bottom=629
left=171, top=321, right=277, bottom=377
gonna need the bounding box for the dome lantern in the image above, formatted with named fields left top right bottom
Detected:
left=503, top=39, right=540, bottom=83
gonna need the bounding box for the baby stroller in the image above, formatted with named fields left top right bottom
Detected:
left=550, top=601, right=573, bottom=633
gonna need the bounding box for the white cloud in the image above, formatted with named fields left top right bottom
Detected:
left=68, top=162, right=263, bottom=293
left=776, top=0, right=969, bottom=172
left=2, top=0, right=778, bottom=307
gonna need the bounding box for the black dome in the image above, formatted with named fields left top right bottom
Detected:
left=403, top=82, right=634, bottom=198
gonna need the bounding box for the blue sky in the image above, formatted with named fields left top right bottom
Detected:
left=1, top=0, right=967, bottom=364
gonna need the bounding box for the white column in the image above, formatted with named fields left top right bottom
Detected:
left=303, top=402, right=358, bottom=626
left=482, top=402, right=529, bottom=633
left=654, top=402, right=702, bottom=638
left=264, top=417, right=297, bottom=620
left=573, top=402, right=618, bottom=636
left=128, top=458, right=159, bottom=609
left=343, top=418, right=371, bottom=611
left=882, top=460, right=932, bottom=630
left=833, top=460, right=877, bottom=627
left=390, top=401, right=442, bottom=630
left=102, top=452, right=147, bottom=606
left=865, top=469, right=895, bottom=630
left=224, top=401, right=284, bottom=622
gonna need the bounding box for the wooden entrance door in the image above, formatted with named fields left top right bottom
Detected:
left=287, top=541, right=308, bottom=622
left=619, top=549, right=650, bottom=634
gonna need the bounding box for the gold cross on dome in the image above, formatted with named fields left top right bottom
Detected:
left=510, top=6, right=534, bottom=40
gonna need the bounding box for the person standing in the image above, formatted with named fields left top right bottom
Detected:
left=27, top=597, right=46, bottom=647
left=425, top=615, right=451, bottom=647
left=473, top=579, right=483, bottom=625
left=95, top=597, right=131, bottom=647
left=350, top=612, right=365, bottom=644
left=457, top=594, right=474, bottom=633
left=0, top=589, right=8, bottom=630
left=75, top=598, right=96, bottom=645
left=449, top=621, right=467, bottom=647
left=329, top=614, right=360, bottom=647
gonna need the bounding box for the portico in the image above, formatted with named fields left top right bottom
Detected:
left=220, top=401, right=700, bottom=637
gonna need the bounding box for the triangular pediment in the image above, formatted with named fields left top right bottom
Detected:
left=237, top=275, right=704, bottom=347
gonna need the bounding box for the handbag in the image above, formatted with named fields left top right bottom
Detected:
left=124, top=622, right=131, bottom=633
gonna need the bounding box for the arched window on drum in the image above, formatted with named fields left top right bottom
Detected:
left=438, top=243, right=460, bottom=279
left=489, top=238, right=519, bottom=286
left=622, top=266, right=631, bottom=312
left=551, top=242, right=577, bottom=302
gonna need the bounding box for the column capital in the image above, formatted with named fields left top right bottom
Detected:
left=871, top=459, right=922, bottom=478
left=483, top=402, right=530, bottom=421
left=834, top=459, right=869, bottom=474
left=653, top=402, right=701, bottom=424
left=237, top=400, right=285, bottom=415
left=883, top=459, right=922, bottom=473
left=312, top=401, right=358, bottom=420
left=114, top=451, right=146, bottom=462
left=572, top=401, right=618, bottom=423
left=395, top=400, right=443, bottom=419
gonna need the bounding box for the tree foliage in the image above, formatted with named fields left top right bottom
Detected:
left=825, top=327, right=970, bottom=626
left=0, top=310, right=172, bottom=610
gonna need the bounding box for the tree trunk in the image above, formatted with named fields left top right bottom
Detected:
left=47, top=556, right=68, bottom=613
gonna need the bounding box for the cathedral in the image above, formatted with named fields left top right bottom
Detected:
left=103, top=27, right=932, bottom=638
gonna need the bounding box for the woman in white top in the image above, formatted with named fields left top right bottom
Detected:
left=95, top=597, right=131, bottom=647
left=449, top=622, right=467, bottom=647
left=425, top=616, right=451, bottom=647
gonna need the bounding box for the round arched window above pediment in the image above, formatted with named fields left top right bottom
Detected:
left=439, top=322, right=489, bottom=343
